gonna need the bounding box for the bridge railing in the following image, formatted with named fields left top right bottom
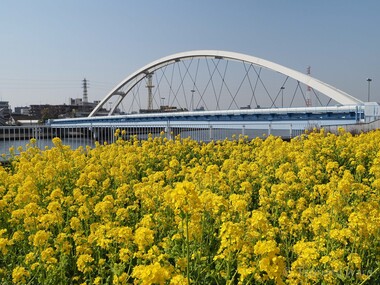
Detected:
left=323, top=118, right=380, bottom=134
left=0, top=122, right=308, bottom=159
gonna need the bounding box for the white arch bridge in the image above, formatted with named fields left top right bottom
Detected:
left=50, top=50, right=380, bottom=140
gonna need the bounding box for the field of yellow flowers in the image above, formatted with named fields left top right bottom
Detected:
left=0, top=129, right=379, bottom=284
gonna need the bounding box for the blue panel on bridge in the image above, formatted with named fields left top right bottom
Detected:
left=50, top=109, right=363, bottom=126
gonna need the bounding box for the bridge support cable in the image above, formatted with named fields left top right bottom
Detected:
left=158, top=63, right=181, bottom=110
left=271, top=89, right=282, bottom=108
left=136, top=79, right=144, bottom=111
left=168, top=62, right=175, bottom=108
left=172, top=59, right=193, bottom=109
left=209, top=58, right=221, bottom=110
left=159, top=59, right=194, bottom=110
left=204, top=58, right=221, bottom=111
left=311, top=88, right=324, bottom=106
left=204, top=57, right=228, bottom=110
left=217, top=59, right=230, bottom=110
left=279, top=77, right=289, bottom=107
left=248, top=66, right=261, bottom=109
left=171, top=61, right=185, bottom=109
left=191, top=58, right=200, bottom=110
left=126, top=85, right=136, bottom=113
left=152, top=72, right=162, bottom=107
left=211, top=59, right=241, bottom=110
left=134, top=80, right=143, bottom=112
left=288, top=81, right=312, bottom=108
left=152, top=63, right=172, bottom=108
left=251, top=65, right=276, bottom=107
left=297, top=81, right=309, bottom=106
left=228, top=62, right=254, bottom=110
left=195, top=57, right=224, bottom=111
left=180, top=57, right=201, bottom=111
left=290, top=81, right=301, bottom=107
left=243, top=63, right=259, bottom=109
left=179, top=58, right=199, bottom=110
left=152, top=63, right=174, bottom=109
left=270, top=76, right=289, bottom=108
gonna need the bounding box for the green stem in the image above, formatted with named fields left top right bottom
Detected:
left=186, top=212, right=190, bottom=284
left=359, top=266, right=379, bottom=285
left=227, top=251, right=231, bottom=283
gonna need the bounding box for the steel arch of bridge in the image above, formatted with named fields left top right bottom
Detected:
left=89, top=50, right=363, bottom=117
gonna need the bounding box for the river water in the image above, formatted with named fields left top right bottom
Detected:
left=0, top=125, right=305, bottom=161
left=0, top=137, right=95, bottom=159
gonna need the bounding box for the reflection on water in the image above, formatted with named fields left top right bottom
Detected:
left=0, top=126, right=304, bottom=161
left=1, top=138, right=96, bottom=159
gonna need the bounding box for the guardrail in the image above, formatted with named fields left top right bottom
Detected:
left=0, top=122, right=308, bottom=159
left=324, top=118, right=380, bottom=134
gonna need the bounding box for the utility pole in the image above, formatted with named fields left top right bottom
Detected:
left=191, top=89, right=195, bottom=111
left=280, top=86, right=285, bottom=108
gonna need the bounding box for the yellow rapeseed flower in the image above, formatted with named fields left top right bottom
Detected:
left=132, top=262, right=171, bottom=285
left=134, top=227, right=154, bottom=251
left=12, top=266, right=30, bottom=284
left=32, top=230, right=50, bottom=248
left=76, top=254, right=94, bottom=273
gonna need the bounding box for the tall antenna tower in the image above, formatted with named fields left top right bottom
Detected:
left=146, top=73, right=154, bottom=110
left=82, top=78, right=88, bottom=104
left=306, top=66, right=312, bottom=107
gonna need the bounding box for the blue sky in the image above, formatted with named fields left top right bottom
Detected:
left=0, top=0, right=379, bottom=109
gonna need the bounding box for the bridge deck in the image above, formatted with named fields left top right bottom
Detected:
left=50, top=105, right=364, bottom=126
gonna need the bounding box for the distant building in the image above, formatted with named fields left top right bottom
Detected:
left=10, top=97, right=108, bottom=123
left=139, top=105, right=188, bottom=114
left=68, top=97, right=108, bottom=117
left=29, top=104, right=72, bottom=121
left=14, top=106, right=30, bottom=115
left=70, top=98, right=83, bottom=106
left=0, top=101, right=11, bottom=117
left=0, top=101, right=11, bottom=125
